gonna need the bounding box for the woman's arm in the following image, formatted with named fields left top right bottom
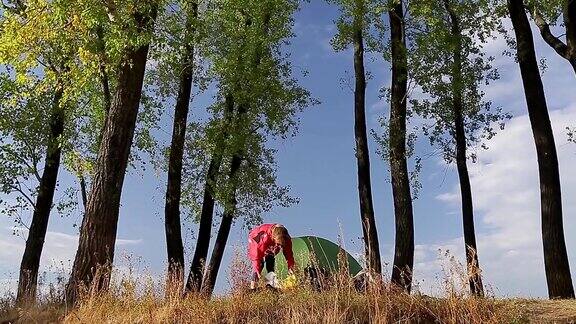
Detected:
left=283, top=239, right=295, bottom=270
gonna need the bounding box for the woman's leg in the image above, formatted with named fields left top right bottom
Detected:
left=264, top=253, right=275, bottom=273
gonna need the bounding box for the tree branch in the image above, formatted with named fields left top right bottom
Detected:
left=528, top=4, right=570, bottom=59
left=3, top=144, right=42, bottom=183
left=95, top=26, right=112, bottom=114
left=20, top=138, right=42, bottom=182
left=565, top=0, right=576, bottom=55
left=9, top=182, right=36, bottom=208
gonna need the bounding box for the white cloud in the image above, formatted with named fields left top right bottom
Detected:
left=435, top=192, right=460, bottom=203
left=0, top=224, right=143, bottom=288
left=411, top=18, right=576, bottom=297
left=117, top=238, right=144, bottom=246
left=422, top=105, right=576, bottom=297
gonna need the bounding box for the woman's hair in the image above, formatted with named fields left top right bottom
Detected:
left=271, top=225, right=291, bottom=247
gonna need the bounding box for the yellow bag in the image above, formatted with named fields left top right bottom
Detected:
left=281, top=274, right=298, bottom=289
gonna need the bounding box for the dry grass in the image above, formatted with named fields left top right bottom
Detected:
left=498, top=299, right=576, bottom=323
left=4, top=268, right=576, bottom=324
left=1, top=251, right=575, bottom=323
left=61, top=288, right=500, bottom=323
left=3, top=285, right=575, bottom=323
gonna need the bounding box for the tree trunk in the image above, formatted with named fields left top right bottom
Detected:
left=389, top=1, right=414, bottom=292
left=352, top=15, right=381, bottom=274
left=186, top=5, right=272, bottom=292
left=16, top=88, right=64, bottom=304
left=565, top=0, right=576, bottom=74
left=165, top=3, right=197, bottom=287
left=79, top=174, right=88, bottom=209
left=186, top=95, right=235, bottom=293
left=65, top=8, right=157, bottom=305
left=454, top=106, right=484, bottom=297
left=444, top=0, right=484, bottom=297
left=508, top=0, right=575, bottom=299
left=201, top=153, right=242, bottom=296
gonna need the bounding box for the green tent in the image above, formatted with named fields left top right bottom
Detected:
left=266, top=236, right=363, bottom=278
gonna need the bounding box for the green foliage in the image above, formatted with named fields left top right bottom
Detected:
left=0, top=0, right=306, bottom=231
left=0, top=76, right=48, bottom=222
left=0, top=0, right=94, bottom=220
left=408, top=0, right=510, bottom=163
left=178, top=0, right=315, bottom=225
left=147, top=0, right=209, bottom=99
left=372, top=116, right=423, bottom=198
left=0, top=0, right=164, bottom=221
left=525, top=0, right=566, bottom=22
left=328, top=0, right=387, bottom=52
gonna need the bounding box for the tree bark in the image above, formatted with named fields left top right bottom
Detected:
left=16, top=88, right=64, bottom=304
left=443, top=0, right=484, bottom=297
left=165, top=2, right=197, bottom=287
left=65, top=7, right=157, bottom=305
left=566, top=0, right=576, bottom=47
left=186, top=95, right=235, bottom=293
left=79, top=174, right=88, bottom=209
left=508, top=0, right=575, bottom=299
left=565, top=0, right=576, bottom=73
left=198, top=98, right=249, bottom=296
left=201, top=153, right=242, bottom=296
left=352, top=10, right=381, bottom=274
left=454, top=102, right=484, bottom=297
left=388, top=1, right=414, bottom=292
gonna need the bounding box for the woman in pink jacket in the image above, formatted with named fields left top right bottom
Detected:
left=248, top=223, right=295, bottom=289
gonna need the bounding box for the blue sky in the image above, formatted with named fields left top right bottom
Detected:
left=1, top=1, right=576, bottom=298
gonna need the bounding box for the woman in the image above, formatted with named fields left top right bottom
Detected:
left=248, top=223, right=295, bottom=289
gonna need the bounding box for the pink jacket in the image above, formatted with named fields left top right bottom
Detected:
left=248, top=223, right=295, bottom=270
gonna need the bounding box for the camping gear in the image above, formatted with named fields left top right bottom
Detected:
left=265, top=236, right=363, bottom=279
left=281, top=274, right=298, bottom=289
left=265, top=272, right=281, bottom=289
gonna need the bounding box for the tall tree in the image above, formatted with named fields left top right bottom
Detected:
left=388, top=0, right=414, bottom=292
left=198, top=2, right=272, bottom=295
left=66, top=1, right=159, bottom=305
left=164, top=1, right=198, bottom=287
left=0, top=1, right=99, bottom=303
left=353, top=0, right=381, bottom=275
left=444, top=0, right=483, bottom=296
left=330, top=0, right=385, bottom=274
left=184, top=0, right=310, bottom=295
left=507, top=0, right=575, bottom=299
left=183, top=0, right=259, bottom=291
left=201, top=149, right=242, bottom=295
left=186, top=1, right=264, bottom=292
left=185, top=98, right=232, bottom=293
left=17, top=88, right=64, bottom=303
left=408, top=0, right=507, bottom=297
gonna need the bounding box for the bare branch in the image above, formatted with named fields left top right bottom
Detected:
left=9, top=182, right=36, bottom=208
left=2, top=144, right=42, bottom=182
